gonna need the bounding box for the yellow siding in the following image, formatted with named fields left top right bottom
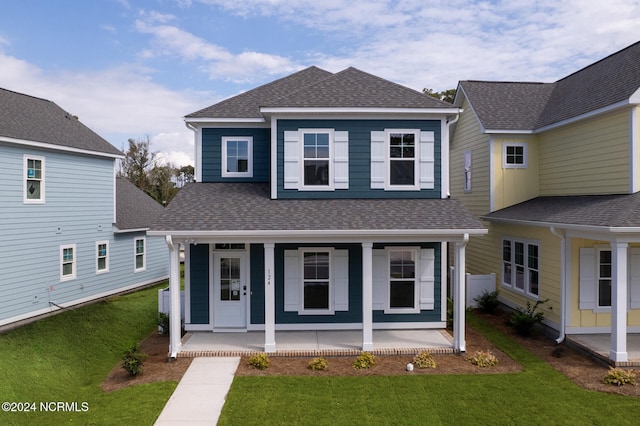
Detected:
left=449, top=97, right=491, bottom=217
left=569, top=239, right=640, bottom=328
left=539, top=109, right=630, bottom=195
left=491, top=136, right=539, bottom=211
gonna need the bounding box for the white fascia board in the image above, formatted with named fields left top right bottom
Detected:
left=484, top=129, right=535, bottom=134
left=147, top=228, right=487, bottom=243
left=260, top=107, right=461, bottom=115
left=184, top=117, right=266, bottom=124
left=481, top=216, right=640, bottom=236
left=113, top=227, right=150, bottom=234
left=0, top=136, right=124, bottom=159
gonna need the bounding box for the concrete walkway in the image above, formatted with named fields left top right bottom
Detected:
left=154, top=357, right=240, bottom=425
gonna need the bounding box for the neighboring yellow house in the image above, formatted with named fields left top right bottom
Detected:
left=450, top=41, right=640, bottom=366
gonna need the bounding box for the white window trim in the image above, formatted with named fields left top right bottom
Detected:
left=134, top=237, right=146, bottom=272
left=221, top=136, right=253, bottom=178
left=96, top=240, right=109, bottom=274
left=502, top=142, right=528, bottom=168
left=60, top=244, right=76, bottom=282
left=501, top=237, right=540, bottom=299
left=23, top=154, right=45, bottom=204
left=595, top=246, right=612, bottom=311
left=299, top=129, right=335, bottom=191
left=385, top=247, right=420, bottom=314
left=385, top=129, right=420, bottom=191
left=299, top=248, right=334, bottom=315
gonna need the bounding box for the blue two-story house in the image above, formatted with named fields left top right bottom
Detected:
left=150, top=67, right=486, bottom=357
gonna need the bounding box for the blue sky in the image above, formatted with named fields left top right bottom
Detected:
left=1, top=0, right=639, bottom=166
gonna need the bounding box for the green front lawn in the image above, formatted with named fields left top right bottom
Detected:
left=0, top=284, right=175, bottom=426
left=220, top=315, right=640, bottom=425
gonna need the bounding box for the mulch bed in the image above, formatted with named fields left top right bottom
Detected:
left=102, top=310, right=639, bottom=396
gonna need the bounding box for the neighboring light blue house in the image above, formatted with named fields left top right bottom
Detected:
left=149, top=67, right=486, bottom=357
left=0, top=88, right=169, bottom=329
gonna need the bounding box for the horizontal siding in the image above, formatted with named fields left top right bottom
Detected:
left=491, top=135, right=539, bottom=211
left=0, top=145, right=168, bottom=326
left=276, top=119, right=442, bottom=199
left=201, top=127, right=270, bottom=183
left=539, top=109, right=630, bottom=195
left=449, top=98, right=491, bottom=215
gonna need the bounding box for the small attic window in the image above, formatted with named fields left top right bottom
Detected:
left=503, top=143, right=527, bottom=168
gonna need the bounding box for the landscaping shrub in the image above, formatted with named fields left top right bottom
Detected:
left=121, top=344, right=148, bottom=376
left=466, top=350, right=499, bottom=367
left=603, top=367, right=637, bottom=386
left=353, top=352, right=376, bottom=370
left=474, top=290, right=500, bottom=314
left=157, top=312, right=170, bottom=335
left=413, top=351, right=437, bottom=369
left=446, top=297, right=453, bottom=330
left=308, top=357, right=329, bottom=371
left=247, top=353, right=270, bottom=370
left=509, top=299, right=548, bottom=337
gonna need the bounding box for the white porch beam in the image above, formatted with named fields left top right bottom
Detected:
left=453, top=235, right=469, bottom=352
left=264, top=243, right=276, bottom=353
left=610, top=242, right=629, bottom=362
left=166, top=236, right=182, bottom=358
left=362, top=242, right=374, bottom=351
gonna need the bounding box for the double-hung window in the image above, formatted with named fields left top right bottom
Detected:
left=502, top=238, right=539, bottom=298
left=24, top=155, right=45, bottom=203
left=303, top=132, right=331, bottom=187
left=60, top=244, right=76, bottom=281
left=222, top=137, right=253, bottom=177
left=301, top=250, right=331, bottom=313
left=597, top=249, right=612, bottom=307
left=96, top=241, right=109, bottom=274
left=503, top=143, right=527, bottom=168
left=134, top=237, right=146, bottom=272
left=389, top=131, right=418, bottom=188
left=387, top=249, right=419, bottom=313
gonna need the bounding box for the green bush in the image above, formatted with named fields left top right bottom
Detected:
left=474, top=290, right=500, bottom=314
left=308, top=357, right=329, bottom=371
left=157, top=312, right=170, bottom=335
left=413, top=351, right=437, bottom=369
left=353, top=352, right=376, bottom=370
left=603, top=367, right=637, bottom=386
left=121, top=344, right=148, bottom=376
left=466, top=350, right=499, bottom=367
left=247, top=353, right=270, bottom=370
left=509, top=299, right=548, bottom=337
left=446, top=297, right=454, bottom=330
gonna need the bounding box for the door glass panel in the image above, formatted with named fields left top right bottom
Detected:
left=220, top=257, right=241, bottom=301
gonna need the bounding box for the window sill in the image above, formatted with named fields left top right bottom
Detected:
left=384, top=308, right=420, bottom=314
left=298, top=309, right=335, bottom=316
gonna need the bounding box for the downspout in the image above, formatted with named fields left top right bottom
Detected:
left=445, top=113, right=461, bottom=198
left=550, top=227, right=566, bottom=343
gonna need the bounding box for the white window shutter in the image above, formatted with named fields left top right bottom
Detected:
left=419, top=131, right=435, bottom=189
left=284, top=131, right=300, bottom=189
left=333, top=250, right=349, bottom=311
left=579, top=248, right=596, bottom=310
left=370, top=131, right=386, bottom=189
left=630, top=248, right=640, bottom=309
left=372, top=250, right=386, bottom=309
left=284, top=250, right=299, bottom=311
left=419, top=248, right=435, bottom=310
left=334, top=131, right=349, bottom=189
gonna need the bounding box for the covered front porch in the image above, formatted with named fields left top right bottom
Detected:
left=177, top=329, right=455, bottom=357
left=567, top=334, right=640, bottom=367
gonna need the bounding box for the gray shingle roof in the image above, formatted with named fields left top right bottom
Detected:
left=482, top=194, right=640, bottom=228
left=151, top=183, right=485, bottom=233
left=458, top=41, right=640, bottom=131
left=186, top=66, right=455, bottom=120
left=0, top=88, right=122, bottom=156
left=115, top=177, right=166, bottom=231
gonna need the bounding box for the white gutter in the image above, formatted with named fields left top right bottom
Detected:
left=147, top=228, right=488, bottom=239
left=0, top=136, right=124, bottom=159
left=550, top=227, right=566, bottom=343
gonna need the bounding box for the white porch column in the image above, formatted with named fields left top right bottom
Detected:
left=264, top=243, right=276, bottom=353
left=166, top=236, right=182, bottom=358
left=610, top=242, right=629, bottom=362
left=453, top=235, right=468, bottom=352
left=362, top=242, right=373, bottom=351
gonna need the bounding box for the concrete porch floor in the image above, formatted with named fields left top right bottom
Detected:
left=177, top=329, right=455, bottom=357
left=566, top=334, right=640, bottom=367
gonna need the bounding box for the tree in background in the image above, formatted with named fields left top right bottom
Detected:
left=118, top=137, right=194, bottom=206
left=423, top=88, right=457, bottom=104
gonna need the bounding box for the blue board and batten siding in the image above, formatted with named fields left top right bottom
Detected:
left=0, top=144, right=168, bottom=327
left=276, top=119, right=442, bottom=199
left=187, top=243, right=442, bottom=327
left=201, top=128, right=270, bottom=183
